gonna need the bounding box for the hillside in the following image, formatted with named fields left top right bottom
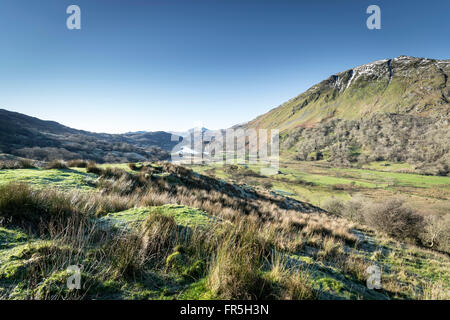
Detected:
left=0, top=109, right=179, bottom=163
left=244, top=56, right=450, bottom=174
left=248, top=56, right=449, bottom=131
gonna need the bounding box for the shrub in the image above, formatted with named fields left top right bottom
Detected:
left=323, top=198, right=344, bottom=216
left=323, top=197, right=364, bottom=221
left=343, top=198, right=365, bottom=222
left=0, top=159, right=36, bottom=169
left=364, top=198, right=423, bottom=241
left=67, top=159, right=88, bottom=168
left=86, top=162, right=103, bottom=175
left=19, top=159, right=36, bottom=169
left=46, top=160, right=68, bottom=169
left=421, top=215, right=450, bottom=252
left=128, top=163, right=142, bottom=171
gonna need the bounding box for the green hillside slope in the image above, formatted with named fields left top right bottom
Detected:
left=248, top=56, right=449, bottom=131
left=243, top=56, right=449, bottom=174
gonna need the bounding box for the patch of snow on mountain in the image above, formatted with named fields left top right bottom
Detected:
left=344, top=59, right=389, bottom=89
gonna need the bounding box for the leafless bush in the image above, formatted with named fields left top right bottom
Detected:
left=323, top=198, right=344, bottom=216
left=421, top=215, right=450, bottom=252
left=342, top=197, right=365, bottom=223
left=364, top=197, right=424, bottom=241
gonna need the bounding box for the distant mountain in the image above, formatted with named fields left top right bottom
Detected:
left=0, top=109, right=180, bottom=163
left=248, top=56, right=449, bottom=131
left=168, top=127, right=209, bottom=138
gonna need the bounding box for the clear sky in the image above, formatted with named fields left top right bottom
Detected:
left=0, top=0, right=448, bottom=133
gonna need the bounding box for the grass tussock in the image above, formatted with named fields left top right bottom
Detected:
left=317, top=237, right=344, bottom=260
left=46, top=160, right=68, bottom=170
left=86, top=162, right=104, bottom=175
left=280, top=271, right=318, bottom=300
left=141, top=213, right=178, bottom=263
left=266, top=254, right=318, bottom=300
left=0, top=183, right=79, bottom=228
left=0, top=183, right=132, bottom=230
left=67, top=159, right=88, bottom=168
left=207, top=221, right=271, bottom=300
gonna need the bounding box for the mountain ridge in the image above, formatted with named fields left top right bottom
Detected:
left=0, top=108, right=179, bottom=162
left=247, top=56, right=449, bottom=132
left=239, top=55, right=449, bottom=175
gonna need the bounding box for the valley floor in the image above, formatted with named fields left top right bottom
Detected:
left=190, top=160, right=450, bottom=217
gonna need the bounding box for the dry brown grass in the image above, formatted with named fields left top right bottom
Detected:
left=141, top=213, right=178, bottom=264
left=317, top=236, right=344, bottom=260
left=86, top=161, right=103, bottom=175
left=46, top=160, right=68, bottom=169
left=419, top=280, right=450, bottom=300
left=266, top=253, right=318, bottom=300
left=338, top=254, right=371, bottom=283
left=67, top=159, right=88, bottom=168
left=207, top=221, right=272, bottom=299
left=281, top=270, right=318, bottom=300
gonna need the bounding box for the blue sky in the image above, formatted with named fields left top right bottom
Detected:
left=0, top=0, right=448, bottom=133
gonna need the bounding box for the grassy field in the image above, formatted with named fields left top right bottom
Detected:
left=0, top=161, right=448, bottom=300
left=99, top=205, right=216, bottom=229
left=0, top=168, right=97, bottom=191
left=189, top=160, right=450, bottom=216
